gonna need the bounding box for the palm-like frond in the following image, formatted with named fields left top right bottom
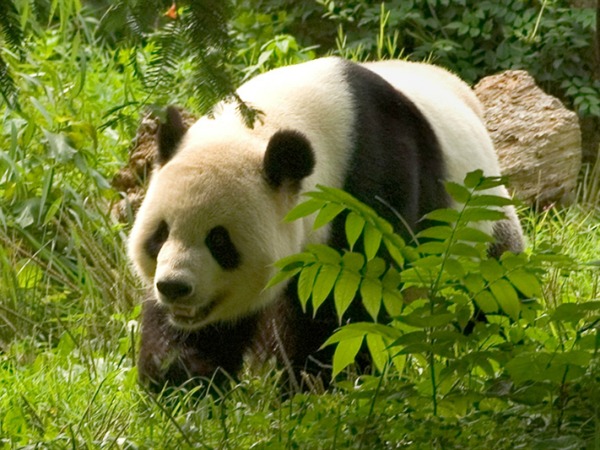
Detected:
left=0, top=0, right=22, bottom=107
left=0, top=0, right=23, bottom=52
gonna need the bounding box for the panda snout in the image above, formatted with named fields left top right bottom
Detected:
left=156, top=279, right=194, bottom=302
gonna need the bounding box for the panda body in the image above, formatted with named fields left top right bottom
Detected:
left=129, top=57, right=524, bottom=390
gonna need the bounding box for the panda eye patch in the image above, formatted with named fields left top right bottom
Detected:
left=145, top=221, right=169, bottom=259
left=205, top=226, right=240, bottom=270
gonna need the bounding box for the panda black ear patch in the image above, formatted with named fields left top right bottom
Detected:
left=263, top=130, right=315, bottom=192
left=156, top=106, right=187, bottom=166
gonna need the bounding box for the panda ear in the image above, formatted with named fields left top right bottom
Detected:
left=263, top=130, right=315, bottom=192
left=156, top=106, right=187, bottom=166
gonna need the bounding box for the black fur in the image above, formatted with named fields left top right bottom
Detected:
left=263, top=129, right=316, bottom=191
left=337, top=60, right=448, bottom=243
left=138, top=299, right=259, bottom=392
left=157, top=106, right=187, bottom=165
left=205, top=226, right=241, bottom=271
left=145, top=220, right=169, bottom=260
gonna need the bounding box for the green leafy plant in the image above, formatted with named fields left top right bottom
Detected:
left=322, top=0, right=599, bottom=121
left=271, top=171, right=593, bottom=419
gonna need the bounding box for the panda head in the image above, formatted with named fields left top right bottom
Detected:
left=128, top=107, right=316, bottom=330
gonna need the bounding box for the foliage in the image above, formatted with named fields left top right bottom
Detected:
left=321, top=0, right=599, bottom=118
left=272, top=172, right=598, bottom=444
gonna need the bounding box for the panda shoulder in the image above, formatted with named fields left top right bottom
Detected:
left=361, top=60, right=484, bottom=119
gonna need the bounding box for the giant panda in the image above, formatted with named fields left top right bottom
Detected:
left=128, top=57, right=524, bottom=391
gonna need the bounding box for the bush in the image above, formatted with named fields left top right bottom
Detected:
left=272, top=172, right=597, bottom=444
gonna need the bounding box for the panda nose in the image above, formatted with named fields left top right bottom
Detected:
left=156, top=280, right=193, bottom=301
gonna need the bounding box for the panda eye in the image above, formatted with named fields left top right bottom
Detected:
left=145, top=220, right=169, bottom=259
left=205, top=226, right=240, bottom=270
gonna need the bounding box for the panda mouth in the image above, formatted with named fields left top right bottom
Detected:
left=168, top=301, right=216, bottom=328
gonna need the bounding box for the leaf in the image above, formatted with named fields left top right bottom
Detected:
left=461, top=207, right=506, bottom=222
left=489, top=279, right=520, bottom=320
left=332, top=336, right=364, bottom=378
left=365, top=257, right=386, bottom=278
left=363, top=222, right=382, bottom=261
left=416, top=225, right=453, bottom=240
left=443, top=258, right=465, bottom=278
left=360, top=277, right=382, bottom=321
left=383, top=290, right=404, bottom=317
left=424, top=208, right=460, bottom=223
left=342, top=251, right=365, bottom=272
left=445, top=181, right=472, bottom=203
left=480, top=259, right=504, bottom=283
left=468, top=195, right=515, bottom=207
left=313, top=202, right=345, bottom=229
left=366, top=334, right=389, bottom=372
left=455, top=227, right=494, bottom=243
left=463, top=169, right=484, bottom=188
left=417, top=241, right=447, bottom=255
left=322, top=322, right=400, bottom=347
left=334, top=269, right=361, bottom=319
left=474, top=291, right=498, bottom=314
left=554, top=350, right=592, bottom=367
left=273, top=252, right=314, bottom=270
left=265, top=266, right=301, bottom=289
left=464, top=273, right=485, bottom=295
left=506, top=270, right=542, bottom=298
left=383, top=236, right=405, bottom=266
left=309, top=244, right=341, bottom=265
left=311, top=264, right=341, bottom=314
left=449, top=242, right=483, bottom=258
left=297, top=264, right=320, bottom=310
left=382, top=267, right=402, bottom=290
left=285, top=198, right=324, bottom=222
left=345, top=211, right=365, bottom=249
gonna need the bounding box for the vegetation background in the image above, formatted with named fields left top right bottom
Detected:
left=0, top=0, right=599, bottom=448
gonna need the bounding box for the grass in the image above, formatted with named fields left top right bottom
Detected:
left=1, top=11, right=599, bottom=450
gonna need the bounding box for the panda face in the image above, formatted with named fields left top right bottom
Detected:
left=129, top=127, right=317, bottom=330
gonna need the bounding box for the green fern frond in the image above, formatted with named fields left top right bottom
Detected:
left=0, top=0, right=23, bottom=53
left=0, top=53, right=18, bottom=108
left=144, top=20, right=186, bottom=93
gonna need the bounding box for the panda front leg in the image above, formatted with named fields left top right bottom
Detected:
left=137, top=297, right=258, bottom=392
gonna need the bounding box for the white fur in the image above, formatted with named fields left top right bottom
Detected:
left=129, top=57, right=521, bottom=330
